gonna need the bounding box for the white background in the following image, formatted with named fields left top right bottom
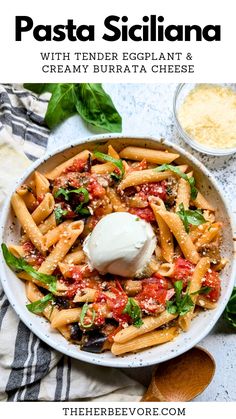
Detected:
left=0, top=0, right=235, bottom=82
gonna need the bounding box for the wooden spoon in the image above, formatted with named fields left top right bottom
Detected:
left=141, top=346, right=215, bottom=402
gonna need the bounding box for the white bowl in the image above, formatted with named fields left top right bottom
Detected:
left=0, top=135, right=235, bottom=368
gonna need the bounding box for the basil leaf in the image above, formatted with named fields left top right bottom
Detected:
left=191, top=286, right=212, bottom=296
left=93, top=151, right=124, bottom=178
left=55, top=187, right=89, bottom=202
left=224, top=287, right=236, bottom=329
left=75, top=206, right=91, bottom=216
left=177, top=203, right=190, bottom=233
left=123, top=298, right=143, bottom=328
left=26, top=293, right=54, bottom=314
left=155, top=164, right=198, bottom=200
left=54, top=188, right=70, bottom=201
left=165, top=300, right=178, bottom=315
left=74, top=84, right=122, bottom=133
left=54, top=205, right=68, bottom=224
left=166, top=280, right=194, bottom=316
left=177, top=203, right=206, bottom=233
left=1, top=244, right=57, bottom=293
left=24, top=83, right=122, bottom=133
left=24, top=83, right=56, bottom=94
left=177, top=293, right=194, bottom=316
left=80, top=303, right=96, bottom=329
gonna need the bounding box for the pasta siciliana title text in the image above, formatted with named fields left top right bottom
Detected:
left=15, top=15, right=221, bottom=42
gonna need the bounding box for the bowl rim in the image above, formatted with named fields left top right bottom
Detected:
left=173, top=83, right=236, bottom=156
left=0, top=133, right=235, bottom=368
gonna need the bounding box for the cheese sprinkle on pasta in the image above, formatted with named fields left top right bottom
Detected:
left=178, top=84, right=236, bottom=149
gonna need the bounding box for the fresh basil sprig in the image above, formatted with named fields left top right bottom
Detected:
left=1, top=244, right=57, bottom=293
left=24, top=83, right=122, bottom=133
left=123, top=298, right=143, bottom=328
left=80, top=303, right=96, bottom=329
left=26, top=293, right=55, bottom=314
left=166, top=281, right=212, bottom=316
left=93, top=151, right=125, bottom=180
left=177, top=203, right=206, bottom=233
left=155, top=164, right=198, bottom=200
left=224, top=287, right=236, bottom=329
left=54, top=204, right=68, bottom=224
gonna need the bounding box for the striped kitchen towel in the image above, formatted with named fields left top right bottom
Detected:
left=0, top=84, right=144, bottom=402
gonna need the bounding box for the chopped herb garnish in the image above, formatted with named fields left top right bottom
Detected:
left=123, top=298, right=143, bottom=327
left=80, top=303, right=96, bottom=329
left=1, top=244, right=57, bottom=293
left=93, top=151, right=124, bottom=180
left=177, top=203, right=206, bottom=233
left=54, top=204, right=68, bottom=224
left=26, top=293, right=55, bottom=314
left=155, top=164, right=198, bottom=200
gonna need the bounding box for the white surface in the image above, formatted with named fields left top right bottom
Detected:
left=83, top=212, right=156, bottom=277
left=48, top=84, right=236, bottom=401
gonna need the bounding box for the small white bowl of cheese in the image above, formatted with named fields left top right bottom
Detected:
left=173, top=83, right=236, bottom=156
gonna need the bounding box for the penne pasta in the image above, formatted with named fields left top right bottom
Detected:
left=111, top=327, right=178, bottom=355
left=38, top=213, right=57, bottom=234
left=34, top=171, right=50, bottom=198
left=38, top=221, right=84, bottom=275
left=114, top=311, right=178, bottom=343
left=175, top=177, right=191, bottom=210
left=119, top=165, right=188, bottom=190
left=11, top=192, right=46, bottom=254
left=25, top=282, right=71, bottom=340
left=189, top=222, right=211, bottom=243
left=91, top=145, right=121, bottom=174
left=151, top=203, right=174, bottom=263
left=195, top=222, right=222, bottom=249
left=73, top=288, right=97, bottom=303
left=157, top=262, right=175, bottom=277
left=119, top=146, right=179, bottom=164
left=179, top=257, right=210, bottom=331
left=106, top=187, right=128, bottom=212
left=91, top=161, right=115, bottom=174
left=16, top=185, right=37, bottom=211
left=192, top=192, right=215, bottom=212
left=63, top=248, right=86, bottom=265
left=45, top=150, right=91, bottom=180
left=31, top=193, right=55, bottom=225
left=44, top=220, right=72, bottom=249
left=8, top=244, right=26, bottom=258
left=197, top=296, right=217, bottom=310
left=157, top=210, right=200, bottom=264
left=51, top=308, right=82, bottom=328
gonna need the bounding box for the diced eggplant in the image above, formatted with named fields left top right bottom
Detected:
left=84, top=154, right=92, bottom=172
left=198, top=242, right=221, bottom=265
left=81, top=330, right=107, bottom=353
left=70, top=323, right=83, bottom=342
left=55, top=297, right=70, bottom=309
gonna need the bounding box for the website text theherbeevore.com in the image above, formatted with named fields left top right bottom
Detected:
left=62, top=407, right=186, bottom=417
